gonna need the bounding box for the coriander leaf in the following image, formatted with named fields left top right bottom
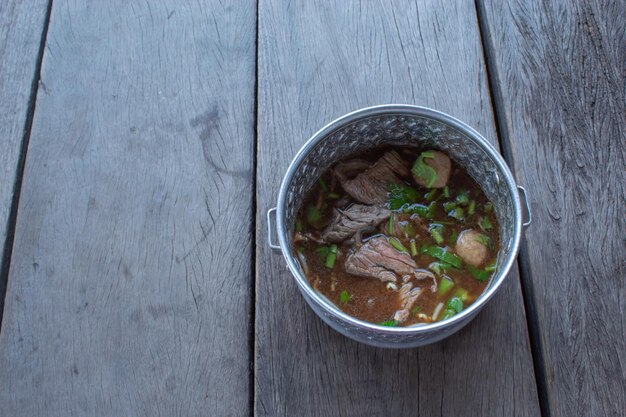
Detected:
left=339, top=290, right=351, bottom=304
left=388, top=184, right=419, bottom=210
left=378, top=320, right=397, bottom=327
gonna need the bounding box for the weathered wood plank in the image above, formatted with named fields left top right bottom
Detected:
left=478, top=1, right=626, bottom=416
left=0, top=0, right=50, bottom=313
left=256, top=1, right=540, bottom=416
left=0, top=1, right=255, bottom=415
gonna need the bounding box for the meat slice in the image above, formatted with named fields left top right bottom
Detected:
left=334, top=151, right=410, bottom=204
left=344, top=236, right=416, bottom=283
left=322, top=204, right=390, bottom=243
left=393, top=284, right=424, bottom=323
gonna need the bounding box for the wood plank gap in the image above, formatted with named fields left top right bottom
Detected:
left=250, top=1, right=260, bottom=416
left=0, top=0, right=54, bottom=327
left=474, top=2, right=551, bottom=416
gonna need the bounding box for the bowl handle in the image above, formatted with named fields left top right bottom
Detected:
left=517, top=186, right=532, bottom=228
left=267, top=207, right=281, bottom=252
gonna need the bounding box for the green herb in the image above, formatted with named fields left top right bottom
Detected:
left=429, top=224, right=445, bottom=244
left=484, top=202, right=493, bottom=213
left=421, top=245, right=463, bottom=268
left=443, top=186, right=450, bottom=198
left=425, top=189, right=440, bottom=201
left=467, top=265, right=491, bottom=282
left=339, top=289, right=351, bottom=304
left=442, top=201, right=457, bottom=212
left=388, top=184, right=419, bottom=210
left=410, top=239, right=418, bottom=257
left=468, top=200, right=476, bottom=216
left=453, top=288, right=470, bottom=302
left=456, top=190, right=470, bottom=206
left=485, top=259, right=497, bottom=272
left=440, top=309, right=456, bottom=321
left=446, top=296, right=464, bottom=313
left=398, top=222, right=416, bottom=237
left=411, top=305, right=421, bottom=314
left=295, top=220, right=303, bottom=233
left=315, top=245, right=330, bottom=259
left=474, top=234, right=491, bottom=248
left=317, top=177, right=328, bottom=192
left=327, top=192, right=340, bottom=199
left=404, top=201, right=436, bottom=219
left=306, top=206, right=322, bottom=226
left=378, top=320, right=397, bottom=327
left=387, top=215, right=394, bottom=235
left=449, top=229, right=459, bottom=246
left=325, top=244, right=338, bottom=269
left=412, top=151, right=438, bottom=187
left=438, top=277, right=455, bottom=295
left=389, top=237, right=408, bottom=253
left=448, top=207, right=465, bottom=221
left=479, top=216, right=493, bottom=231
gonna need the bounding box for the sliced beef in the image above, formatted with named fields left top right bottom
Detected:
left=334, top=151, right=410, bottom=204
left=344, top=236, right=417, bottom=283
left=322, top=204, right=390, bottom=243
left=393, top=284, right=424, bottom=323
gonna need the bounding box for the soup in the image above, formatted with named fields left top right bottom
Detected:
left=293, top=147, right=500, bottom=327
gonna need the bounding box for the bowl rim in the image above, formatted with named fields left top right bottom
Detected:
left=276, top=104, right=523, bottom=334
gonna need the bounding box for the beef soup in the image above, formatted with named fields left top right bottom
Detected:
left=293, top=147, right=500, bottom=327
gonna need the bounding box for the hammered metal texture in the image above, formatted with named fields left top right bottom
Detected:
left=282, top=113, right=515, bottom=347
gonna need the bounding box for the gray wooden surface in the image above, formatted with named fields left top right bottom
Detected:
left=0, top=0, right=255, bottom=416
left=0, top=0, right=50, bottom=313
left=255, top=1, right=540, bottom=416
left=478, top=1, right=626, bottom=416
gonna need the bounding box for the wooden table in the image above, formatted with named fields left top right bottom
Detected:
left=0, top=1, right=623, bottom=416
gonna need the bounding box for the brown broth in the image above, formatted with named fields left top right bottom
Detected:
left=293, top=146, right=500, bottom=327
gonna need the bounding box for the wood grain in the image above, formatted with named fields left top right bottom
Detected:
left=0, top=1, right=255, bottom=415
left=478, top=1, right=626, bottom=416
left=0, top=0, right=50, bottom=313
left=256, top=1, right=540, bottom=416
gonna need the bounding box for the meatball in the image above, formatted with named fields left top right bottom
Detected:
left=413, top=150, right=451, bottom=188
left=455, top=229, right=489, bottom=267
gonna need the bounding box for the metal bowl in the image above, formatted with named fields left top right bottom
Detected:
left=267, top=105, right=530, bottom=348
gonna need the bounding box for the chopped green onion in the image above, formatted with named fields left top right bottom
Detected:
left=429, top=224, right=445, bottom=244
left=425, top=189, right=439, bottom=201
left=448, top=207, right=465, bottom=221
left=325, top=244, right=338, bottom=269
left=484, top=202, right=493, bottom=213
left=410, top=239, right=418, bottom=257
left=404, top=201, right=436, bottom=219
left=456, top=190, right=470, bottom=206
left=399, top=222, right=416, bottom=237
left=388, top=184, right=419, bottom=210
left=453, top=288, right=470, bottom=302
left=440, top=309, right=456, bottom=321
left=421, top=245, right=463, bottom=268
left=438, top=277, right=455, bottom=295
left=389, top=237, right=408, bottom=253
left=387, top=215, right=394, bottom=235
left=468, top=200, right=476, bottom=216
left=306, top=206, right=322, bottom=226
left=446, top=297, right=463, bottom=313
left=485, top=259, right=497, bottom=272
left=317, top=177, right=328, bottom=192
left=467, top=265, right=491, bottom=282
left=378, top=320, right=397, bottom=327
left=411, top=305, right=421, bottom=315
left=327, top=192, right=340, bottom=199
left=443, top=186, right=450, bottom=198
left=443, top=201, right=457, bottom=212
left=449, top=230, right=459, bottom=246
left=295, top=220, right=303, bottom=233
left=339, top=289, right=351, bottom=304
left=479, top=216, right=493, bottom=231
left=315, top=245, right=330, bottom=259
left=412, top=151, right=438, bottom=187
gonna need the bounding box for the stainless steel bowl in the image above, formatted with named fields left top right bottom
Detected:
left=267, top=105, right=531, bottom=348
